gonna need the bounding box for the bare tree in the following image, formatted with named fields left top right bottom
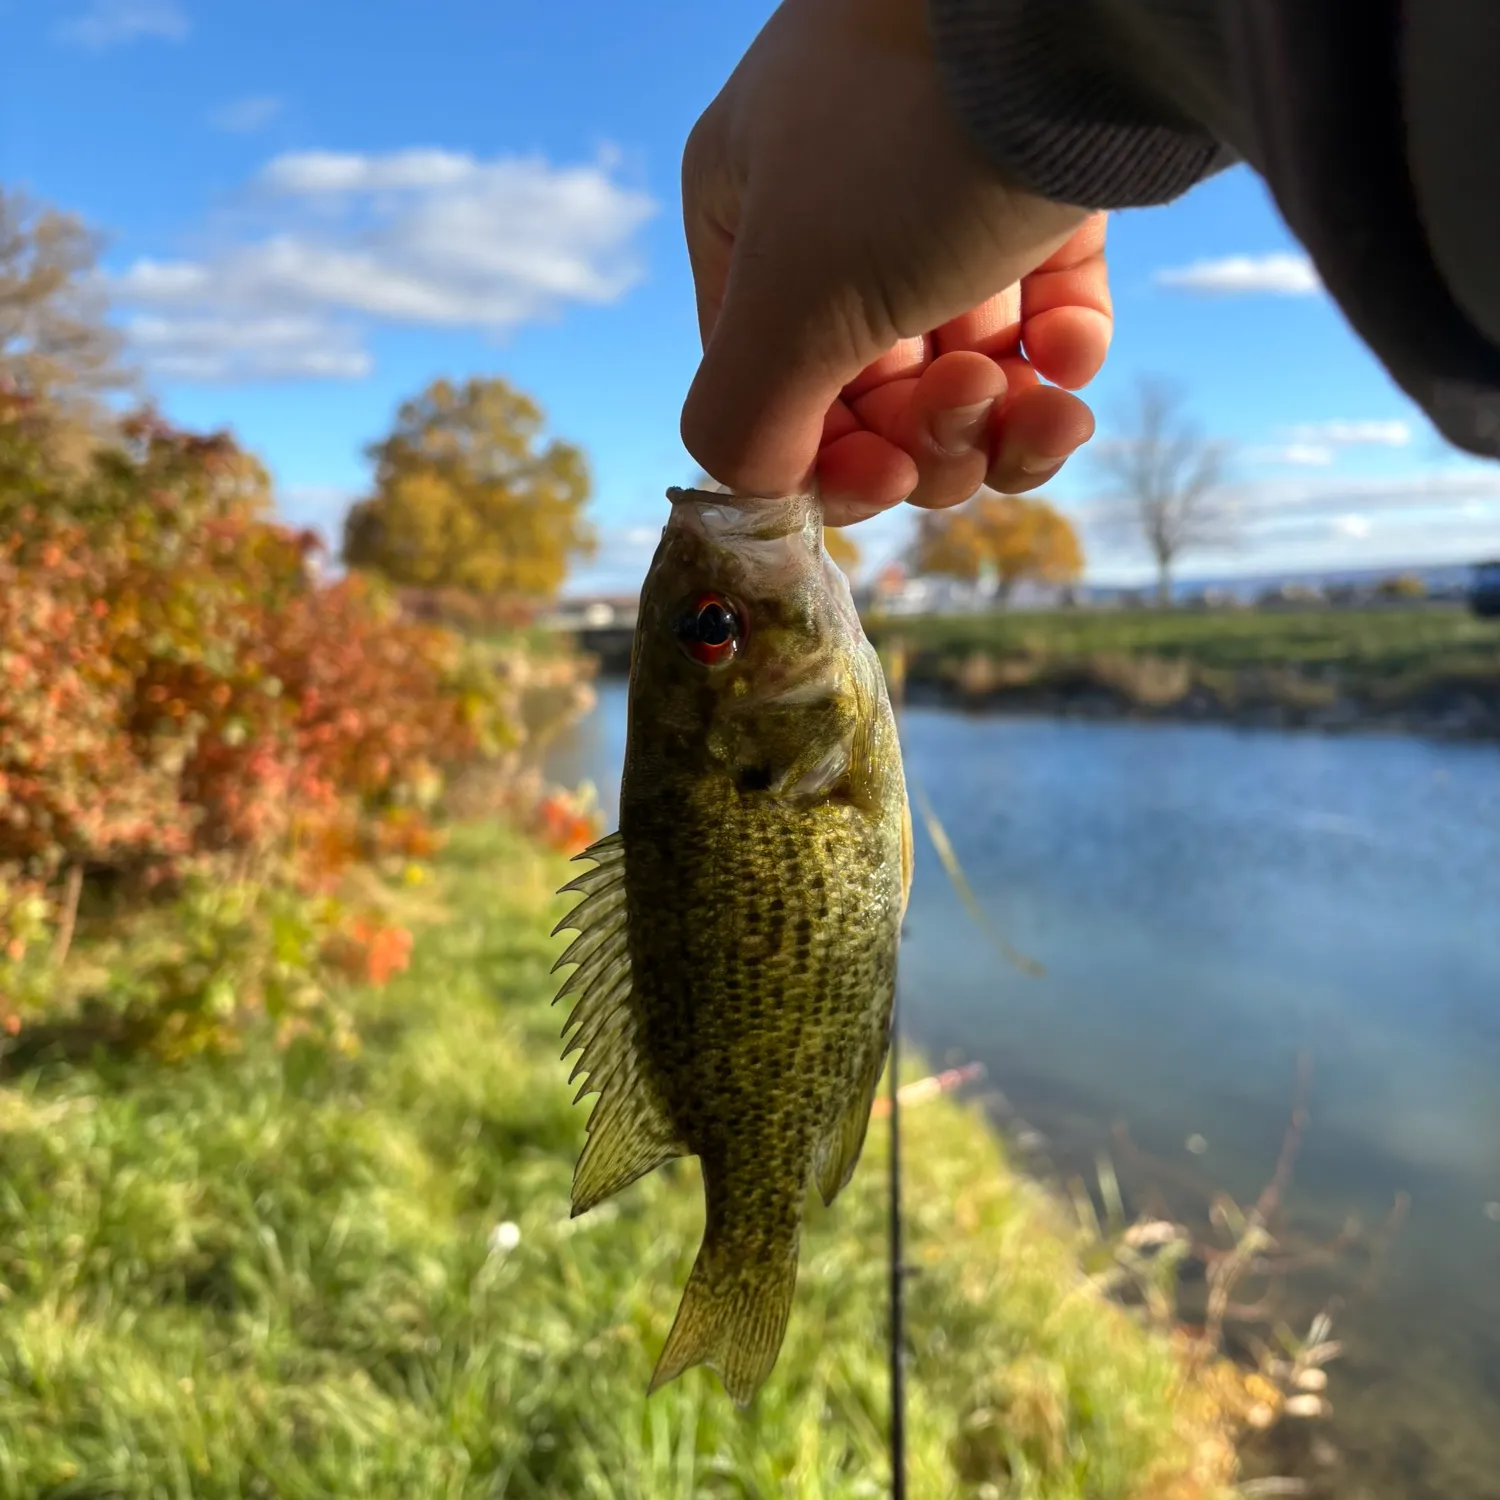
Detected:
left=1094, top=378, right=1234, bottom=606
left=0, top=187, right=135, bottom=421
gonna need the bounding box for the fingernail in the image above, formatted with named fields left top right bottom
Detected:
left=931, top=400, right=995, bottom=457
left=997, top=441, right=1067, bottom=482
left=1019, top=454, right=1066, bottom=477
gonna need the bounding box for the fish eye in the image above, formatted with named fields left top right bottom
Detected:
left=675, top=591, right=744, bottom=667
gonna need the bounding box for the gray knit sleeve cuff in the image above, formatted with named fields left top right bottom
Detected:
left=927, top=0, right=1236, bottom=209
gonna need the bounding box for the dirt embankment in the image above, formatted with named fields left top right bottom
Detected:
left=899, top=646, right=1500, bottom=740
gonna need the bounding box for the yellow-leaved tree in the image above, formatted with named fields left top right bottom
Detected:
left=824, top=525, right=861, bottom=576
left=915, top=490, right=1083, bottom=599
left=343, top=376, right=595, bottom=601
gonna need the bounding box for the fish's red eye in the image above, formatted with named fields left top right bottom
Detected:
left=675, top=591, right=743, bottom=667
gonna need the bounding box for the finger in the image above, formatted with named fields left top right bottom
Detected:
left=931, top=284, right=1023, bottom=359
left=851, top=351, right=1009, bottom=510
left=817, top=429, right=919, bottom=523
left=841, top=334, right=932, bottom=400
left=1034, top=210, right=1108, bottom=272
left=993, top=355, right=1040, bottom=410
left=984, top=385, right=1096, bottom=493
left=1020, top=214, right=1112, bottom=390
left=682, top=190, right=1087, bottom=498
left=1021, top=307, right=1114, bottom=391
left=822, top=396, right=862, bottom=446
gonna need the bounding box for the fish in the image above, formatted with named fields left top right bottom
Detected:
left=550, top=485, right=912, bottom=1407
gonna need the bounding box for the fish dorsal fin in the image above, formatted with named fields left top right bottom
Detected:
left=813, top=1033, right=889, bottom=1207
left=552, top=831, right=685, bottom=1216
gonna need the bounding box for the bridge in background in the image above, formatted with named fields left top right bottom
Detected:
left=538, top=596, right=638, bottom=673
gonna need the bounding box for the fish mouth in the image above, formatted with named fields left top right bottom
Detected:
left=665, top=487, right=817, bottom=544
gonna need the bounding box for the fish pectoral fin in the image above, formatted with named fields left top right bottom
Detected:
left=649, top=1234, right=799, bottom=1408
left=771, top=739, right=851, bottom=802
left=814, top=1040, right=888, bottom=1207
left=554, top=831, right=686, bottom=1216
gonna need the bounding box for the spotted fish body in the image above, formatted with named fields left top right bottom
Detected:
left=552, top=487, right=911, bottom=1406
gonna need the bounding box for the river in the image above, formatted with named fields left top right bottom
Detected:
left=545, top=682, right=1500, bottom=1499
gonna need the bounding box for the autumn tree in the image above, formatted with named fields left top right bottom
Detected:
left=1, top=188, right=129, bottom=399
left=1094, top=378, right=1234, bottom=606
left=343, top=376, right=595, bottom=601
left=0, top=187, right=136, bottom=463
left=824, top=524, right=860, bottom=576
left=915, top=490, right=1084, bottom=600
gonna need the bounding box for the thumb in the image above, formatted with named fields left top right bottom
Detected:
left=681, top=195, right=874, bottom=498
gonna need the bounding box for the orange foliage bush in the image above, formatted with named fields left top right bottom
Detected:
left=0, top=391, right=511, bottom=955
left=324, top=915, right=415, bottom=987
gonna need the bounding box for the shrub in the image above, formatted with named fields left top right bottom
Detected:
left=0, top=392, right=514, bottom=1049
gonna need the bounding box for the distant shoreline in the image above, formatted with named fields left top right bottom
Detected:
left=873, top=606, right=1500, bottom=743
left=891, top=670, right=1500, bottom=742
left=573, top=605, right=1500, bottom=744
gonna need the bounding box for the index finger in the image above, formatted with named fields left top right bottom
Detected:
left=1021, top=214, right=1113, bottom=391
left=931, top=284, right=1023, bottom=360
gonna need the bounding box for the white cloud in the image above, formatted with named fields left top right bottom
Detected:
left=259, top=149, right=477, bottom=195
left=209, top=95, right=282, bottom=134
left=1154, top=252, right=1322, bottom=296
left=1332, top=513, right=1372, bottom=539
left=112, top=147, right=656, bottom=384
left=1247, top=419, right=1416, bottom=469
left=1254, top=443, right=1336, bottom=467
left=57, top=0, right=188, bottom=48
left=123, top=313, right=371, bottom=383
left=1285, top=419, right=1412, bottom=448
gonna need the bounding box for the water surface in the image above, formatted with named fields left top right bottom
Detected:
left=547, top=683, right=1500, bottom=1497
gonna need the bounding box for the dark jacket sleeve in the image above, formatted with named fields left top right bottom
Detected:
left=927, top=0, right=1500, bottom=461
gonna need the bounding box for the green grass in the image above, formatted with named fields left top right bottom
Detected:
left=0, top=824, right=1238, bottom=1498
left=871, top=607, right=1498, bottom=680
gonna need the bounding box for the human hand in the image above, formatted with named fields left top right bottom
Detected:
left=680, top=0, right=1113, bottom=526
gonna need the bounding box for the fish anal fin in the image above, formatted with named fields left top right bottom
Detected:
left=648, top=1236, right=799, bottom=1408
left=814, top=1043, right=887, bottom=1207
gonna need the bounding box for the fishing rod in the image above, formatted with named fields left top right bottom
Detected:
left=887, top=983, right=907, bottom=1500
left=887, top=635, right=909, bottom=1500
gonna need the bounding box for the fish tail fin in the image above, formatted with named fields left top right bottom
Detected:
left=648, top=1235, right=798, bottom=1408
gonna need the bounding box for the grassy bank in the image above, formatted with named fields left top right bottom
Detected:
left=866, top=608, right=1500, bottom=734
left=0, top=822, right=1245, bottom=1498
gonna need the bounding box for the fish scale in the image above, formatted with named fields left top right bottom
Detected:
left=552, top=487, right=911, bottom=1406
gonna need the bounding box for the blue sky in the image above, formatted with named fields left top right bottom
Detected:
left=5, top=0, right=1500, bottom=593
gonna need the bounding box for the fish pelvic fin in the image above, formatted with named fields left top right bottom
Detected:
left=648, top=1235, right=799, bottom=1409
left=814, top=1032, right=889, bottom=1207
left=554, top=830, right=686, bottom=1217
